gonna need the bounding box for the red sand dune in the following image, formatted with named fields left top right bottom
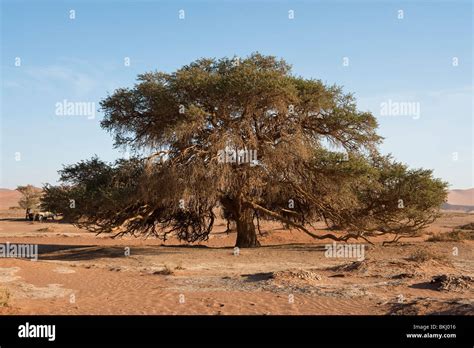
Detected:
left=0, top=189, right=22, bottom=210
left=447, top=188, right=474, bottom=206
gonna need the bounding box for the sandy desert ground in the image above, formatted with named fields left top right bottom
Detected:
left=0, top=190, right=473, bottom=315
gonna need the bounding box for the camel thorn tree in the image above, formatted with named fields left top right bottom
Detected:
left=41, top=53, right=447, bottom=247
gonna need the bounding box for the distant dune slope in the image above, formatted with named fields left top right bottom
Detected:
left=447, top=188, right=474, bottom=206
left=0, top=189, right=22, bottom=210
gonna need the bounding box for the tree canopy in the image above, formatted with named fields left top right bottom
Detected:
left=17, top=185, right=42, bottom=211
left=41, top=53, right=447, bottom=247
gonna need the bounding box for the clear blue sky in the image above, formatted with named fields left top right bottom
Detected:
left=1, top=0, right=472, bottom=189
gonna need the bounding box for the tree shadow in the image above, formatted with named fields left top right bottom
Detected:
left=37, top=244, right=180, bottom=261
left=258, top=243, right=327, bottom=252
left=409, top=281, right=438, bottom=291
left=0, top=218, right=29, bottom=222
left=155, top=243, right=327, bottom=252
left=240, top=272, right=273, bottom=282
left=0, top=218, right=69, bottom=224
left=16, top=241, right=329, bottom=262
left=210, top=230, right=235, bottom=235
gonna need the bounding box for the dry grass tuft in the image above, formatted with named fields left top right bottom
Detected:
left=36, top=226, right=57, bottom=232
left=153, top=265, right=174, bottom=275
left=407, top=249, right=447, bottom=263
left=458, top=222, right=474, bottom=230
left=0, top=288, right=10, bottom=307
left=427, top=229, right=474, bottom=242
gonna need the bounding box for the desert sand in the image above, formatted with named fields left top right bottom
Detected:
left=0, top=189, right=473, bottom=315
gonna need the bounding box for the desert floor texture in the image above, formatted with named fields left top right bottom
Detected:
left=0, top=201, right=472, bottom=315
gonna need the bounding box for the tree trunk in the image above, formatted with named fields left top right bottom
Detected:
left=235, top=208, right=260, bottom=248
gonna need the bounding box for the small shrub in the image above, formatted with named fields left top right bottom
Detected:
left=427, top=234, right=444, bottom=242
left=427, top=229, right=474, bottom=242
left=408, top=249, right=446, bottom=263
left=458, top=223, right=474, bottom=230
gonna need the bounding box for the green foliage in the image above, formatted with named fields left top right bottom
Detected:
left=42, top=156, right=145, bottom=223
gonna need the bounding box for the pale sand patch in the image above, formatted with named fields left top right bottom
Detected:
left=0, top=266, right=73, bottom=300
left=54, top=267, right=76, bottom=274
left=13, top=283, right=73, bottom=300
left=0, top=267, right=21, bottom=282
